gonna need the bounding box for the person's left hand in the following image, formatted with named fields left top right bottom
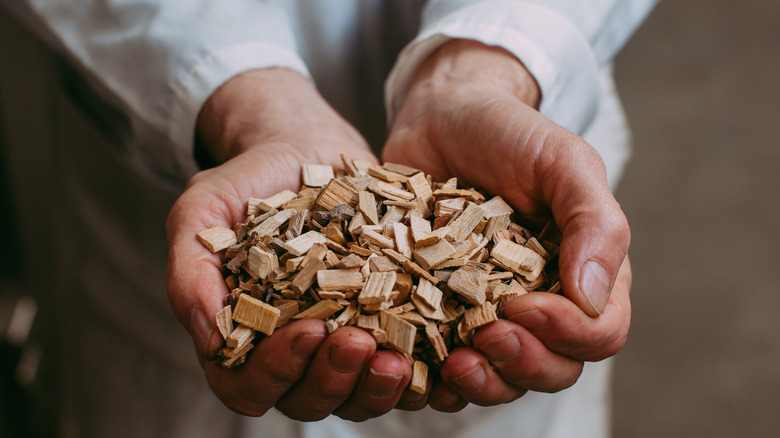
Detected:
left=383, top=40, right=632, bottom=411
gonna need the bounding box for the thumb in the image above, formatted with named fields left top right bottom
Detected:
left=541, top=141, right=631, bottom=317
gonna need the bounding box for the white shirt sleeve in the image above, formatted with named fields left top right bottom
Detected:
left=2, top=0, right=310, bottom=177
left=385, top=0, right=658, bottom=134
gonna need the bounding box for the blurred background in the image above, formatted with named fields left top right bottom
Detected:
left=2, top=0, right=778, bottom=437
left=612, top=0, right=780, bottom=436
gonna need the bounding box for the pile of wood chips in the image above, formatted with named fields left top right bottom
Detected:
left=196, top=156, right=562, bottom=394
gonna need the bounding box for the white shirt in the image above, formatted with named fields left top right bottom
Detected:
left=0, top=1, right=656, bottom=437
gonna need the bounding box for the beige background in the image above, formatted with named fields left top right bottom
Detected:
left=612, top=0, right=780, bottom=436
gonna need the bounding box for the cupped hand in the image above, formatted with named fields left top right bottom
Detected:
left=383, top=40, right=632, bottom=410
left=166, top=68, right=412, bottom=421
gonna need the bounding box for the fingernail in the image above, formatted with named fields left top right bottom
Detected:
left=189, top=308, right=214, bottom=358
left=291, top=332, right=326, bottom=360
left=366, top=368, right=404, bottom=397
left=580, top=259, right=611, bottom=315
left=478, top=332, right=521, bottom=363
left=508, top=309, right=550, bottom=331
left=450, top=363, right=486, bottom=391
left=329, top=345, right=371, bottom=374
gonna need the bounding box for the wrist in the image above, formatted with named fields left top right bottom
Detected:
left=196, top=68, right=369, bottom=165
left=408, top=39, right=541, bottom=109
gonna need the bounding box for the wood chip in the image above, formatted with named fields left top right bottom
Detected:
left=446, top=202, right=485, bottom=243
left=461, top=301, right=498, bottom=333
left=490, top=239, right=547, bottom=281
left=226, top=323, right=255, bottom=349
left=292, top=299, right=343, bottom=320
left=258, top=190, right=298, bottom=213
left=479, top=196, right=514, bottom=218
left=410, top=361, right=428, bottom=394
left=232, top=293, right=280, bottom=335
left=368, top=179, right=415, bottom=202
left=283, top=231, right=327, bottom=257
left=317, top=268, right=365, bottom=291
left=302, top=164, right=335, bottom=187
left=380, top=310, right=416, bottom=355
left=315, top=178, right=359, bottom=211
left=216, top=305, right=233, bottom=340
left=358, top=190, right=380, bottom=225
left=247, top=246, right=278, bottom=280
left=432, top=188, right=485, bottom=202
left=250, top=209, right=295, bottom=237
left=197, top=226, right=237, bottom=253
left=382, top=162, right=422, bottom=176
left=359, top=271, right=397, bottom=305
left=413, top=239, right=456, bottom=271
left=447, top=265, right=489, bottom=305
left=368, top=165, right=408, bottom=183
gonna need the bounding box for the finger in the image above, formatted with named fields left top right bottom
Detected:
left=533, top=137, right=631, bottom=317
left=166, top=195, right=232, bottom=360
left=395, top=377, right=432, bottom=411
left=472, top=320, right=583, bottom=394
left=275, top=326, right=376, bottom=421
left=204, top=319, right=328, bottom=416
left=428, top=379, right=469, bottom=413
left=503, top=259, right=632, bottom=361
left=333, top=350, right=412, bottom=421
left=440, top=346, right=527, bottom=406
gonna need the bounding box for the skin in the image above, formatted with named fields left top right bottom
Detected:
left=166, top=39, right=631, bottom=421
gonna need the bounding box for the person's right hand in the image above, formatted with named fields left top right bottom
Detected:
left=165, top=68, right=413, bottom=422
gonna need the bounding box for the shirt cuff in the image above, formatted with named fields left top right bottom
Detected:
left=385, top=1, right=601, bottom=135
left=166, top=41, right=311, bottom=177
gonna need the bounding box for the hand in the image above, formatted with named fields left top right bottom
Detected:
left=166, top=68, right=413, bottom=422
left=383, top=40, right=631, bottom=410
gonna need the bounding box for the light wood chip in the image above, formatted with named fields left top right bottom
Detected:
left=283, top=231, right=327, bottom=257
left=360, top=226, right=395, bottom=249
left=462, top=301, right=498, bottom=332
left=410, top=361, right=428, bottom=394
left=432, top=188, right=485, bottom=202
left=274, top=301, right=300, bottom=328
left=197, top=226, right=237, bottom=253
left=368, top=179, right=415, bottom=202
left=368, top=165, right=408, bottom=183
left=359, top=271, right=397, bottom=305
left=380, top=310, right=416, bottom=355
left=413, top=239, right=456, bottom=270
left=232, top=293, right=280, bottom=335
left=491, top=239, right=547, bottom=281
left=358, top=190, right=380, bottom=225
left=317, top=268, right=365, bottom=291
left=292, top=299, right=343, bottom=320
left=414, top=278, right=443, bottom=310
left=434, top=197, right=465, bottom=216
left=402, top=259, right=439, bottom=284
left=247, top=246, right=278, bottom=280
left=291, top=258, right=326, bottom=293
left=409, top=211, right=432, bottom=243
left=479, top=196, right=514, bottom=218
left=392, top=223, right=413, bottom=258
left=424, top=320, right=449, bottom=363
left=315, top=178, right=359, bottom=211
left=446, top=202, right=485, bottom=243
left=250, top=209, right=296, bottom=237
left=447, top=265, right=489, bottom=305
left=226, top=324, right=255, bottom=349
left=336, top=253, right=365, bottom=269
left=382, top=162, right=422, bottom=176
left=302, top=164, right=335, bottom=187
left=257, top=190, right=298, bottom=213
left=216, top=305, right=233, bottom=340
